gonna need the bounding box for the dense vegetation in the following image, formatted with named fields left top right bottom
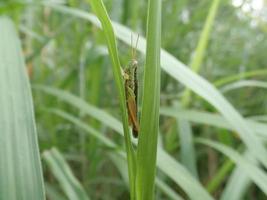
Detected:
left=0, top=0, right=267, bottom=199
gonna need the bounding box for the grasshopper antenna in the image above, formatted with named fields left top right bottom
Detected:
left=133, top=34, right=139, bottom=60
left=131, top=33, right=134, bottom=59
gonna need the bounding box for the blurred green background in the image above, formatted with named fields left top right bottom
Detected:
left=1, top=0, right=267, bottom=199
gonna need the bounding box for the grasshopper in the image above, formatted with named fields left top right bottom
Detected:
left=123, top=34, right=140, bottom=138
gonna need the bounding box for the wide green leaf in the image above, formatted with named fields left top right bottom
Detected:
left=0, top=17, right=45, bottom=200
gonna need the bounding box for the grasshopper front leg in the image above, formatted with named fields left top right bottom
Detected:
left=125, top=86, right=139, bottom=137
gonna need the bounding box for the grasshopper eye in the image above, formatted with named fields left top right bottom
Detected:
left=123, top=72, right=130, bottom=80
left=132, top=60, right=138, bottom=65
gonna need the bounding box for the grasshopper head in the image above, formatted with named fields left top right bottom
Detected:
left=132, top=59, right=138, bottom=66
left=123, top=70, right=130, bottom=80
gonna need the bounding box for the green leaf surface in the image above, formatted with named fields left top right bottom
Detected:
left=0, top=17, right=45, bottom=200
left=136, top=0, right=161, bottom=199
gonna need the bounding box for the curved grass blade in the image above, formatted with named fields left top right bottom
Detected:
left=87, top=1, right=136, bottom=198
left=182, top=0, right=220, bottom=104
left=45, top=183, right=67, bottom=200
left=0, top=17, right=45, bottom=200
left=179, top=0, right=220, bottom=178
left=220, top=80, right=267, bottom=93
left=220, top=151, right=256, bottom=200
left=214, top=69, right=267, bottom=87
left=43, top=148, right=90, bottom=200
left=160, top=108, right=267, bottom=139
left=196, top=138, right=267, bottom=196
left=206, top=159, right=234, bottom=193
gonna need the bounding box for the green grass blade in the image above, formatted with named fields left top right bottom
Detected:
left=220, top=80, right=267, bottom=93
left=206, top=159, right=234, bottom=193
left=177, top=119, right=198, bottom=178
left=155, top=179, right=184, bottom=200
left=0, top=17, right=45, bottom=200
left=49, top=109, right=118, bottom=149
left=43, top=148, right=90, bottom=200
left=34, top=85, right=123, bottom=133
left=157, top=150, right=213, bottom=200
left=136, top=0, right=161, bottom=199
left=160, top=108, right=267, bottom=139
left=45, top=184, right=67, bottom=200
left=87, top=1, right=136, bottom=198
left=179, top=0, right=220, bottom=178
left=196, top=138, right=267, bottom=196
left=220, top=151, right=255, bottom=200
left=214, top=69, right=267, bottom=87
left=190, top=0, right=220, bottom=73
left=182, top=0, right=220, bottom=104
left=109, top=152, right=184, bottom=200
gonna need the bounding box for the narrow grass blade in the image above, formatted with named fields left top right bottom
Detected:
left=157, top=150, right=213, bottom=200
left=0, top=17, right=45, bottom=200
left=49, top=109, right=118, bottom=149
left=43, top=148, right=90, bottom=200
left=182, top=0, right=220, bottom=104
left=87, top=1, right=136, bottom=198
left=206, top=159, right=234, bottom=193
left=220, top=80, right=267, bottom=93
left=136, top=0, right=161, bottom=199
left=179, top=0, right=220, bottom=178
left=196, top=138, right=267, bottom=196
left=220, top=151, right=255, bottom=200
left=34, top=85, right=122, bottom=133
left=160, top=108, right=267, bottom=139
left=214, top=69, right=267, bottom=87
left=45, top=183, right=68, bottom=200
left=155, top=179, right=184, bottom=200
left=178, top=119, right=198, bottom=178
left=109, top=153, right=184, bottom=200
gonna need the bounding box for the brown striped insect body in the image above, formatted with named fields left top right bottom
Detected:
left=123, top=34, right=140, bottom=138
